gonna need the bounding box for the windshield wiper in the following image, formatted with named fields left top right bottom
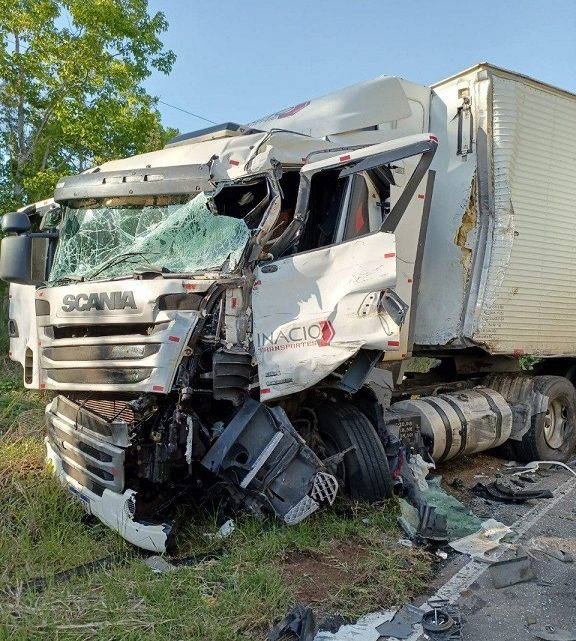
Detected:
left=85, top=251, right=161, bottom=281
left=49, top=275, right=84, bottom=286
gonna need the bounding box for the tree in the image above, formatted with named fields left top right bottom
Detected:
left=0, top=0, right=176, bottom=211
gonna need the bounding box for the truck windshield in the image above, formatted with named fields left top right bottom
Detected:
left=48, top=192, right=251, bottom=283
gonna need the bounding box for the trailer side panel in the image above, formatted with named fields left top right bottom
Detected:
left=469, top=72, right=576, bottom=355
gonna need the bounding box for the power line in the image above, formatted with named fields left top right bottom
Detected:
left=3, top=39, right=218, bottom=126
left=157, top=99, right=217, bottom=125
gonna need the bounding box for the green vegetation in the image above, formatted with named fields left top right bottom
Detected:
left=0, top=0, right=177, bottom=211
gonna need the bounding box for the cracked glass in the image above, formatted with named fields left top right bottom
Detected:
left=49, top=192, right=251, bottom=283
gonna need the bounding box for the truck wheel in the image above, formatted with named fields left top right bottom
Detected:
left=314, top=403, right=393, bottom=501
left=514, top=376, right=576, bottom=462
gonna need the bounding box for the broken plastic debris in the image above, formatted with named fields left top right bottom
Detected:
left=397, top=538, right=414, bottom=548
left=313, top=610, right=396, bottom=641
left=471, top=479, right=553, bottom=503
left=510, top=461, right=576, bottom=479
left=488, top=555, right=535, bottom=588
left=528, top=536, right=576, bottom=563
left=419, top=478, right=483, bottom=541
left=408, top=453, right=435, bottom=492
left=375, top=604, right=424, bottom=639
left=449, top=518, right=512, bottom=558
left=267, top=603, right=317, bottom=641
left=144, top=555, right=175, bottom=574
left=218, top=519, right=236, bottom=538
left=204, top=519, right=236, bottom=540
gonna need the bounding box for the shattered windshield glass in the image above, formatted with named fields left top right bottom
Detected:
left=48, top=192, right=251, bottom=283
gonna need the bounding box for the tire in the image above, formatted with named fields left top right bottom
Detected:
left=513, top=376, right=576, bottom=463
left=314, top=402, right=393, bottom=501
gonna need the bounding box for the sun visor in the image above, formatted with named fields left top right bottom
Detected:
left=250, top=76, right=412, bottom=138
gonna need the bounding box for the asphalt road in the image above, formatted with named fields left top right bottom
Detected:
left=455, top=473, right=576, bottom=641
left=315, top=468, right=576, bottom=641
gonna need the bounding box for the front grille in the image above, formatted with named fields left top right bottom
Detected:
left=44, top=344, right=160, bottom=362
left=51, top=322, right=169, bottom=340
left=54, top=394, right=131, bottom=446
left=67, top=394, right=135, bottom=425
left=61, top=460, right=105, bottom=496
left=47, top=399, right=126, bottom=494
left=39, top=311, right=191, bottom=391
left=49, top=367, right=152, bottom=385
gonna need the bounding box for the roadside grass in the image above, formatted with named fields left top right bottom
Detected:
left=0, top=504, right=433, bottom=641
left=0, top=299, right=434, bottom=640
left=0, top=357, right=128, bottom=592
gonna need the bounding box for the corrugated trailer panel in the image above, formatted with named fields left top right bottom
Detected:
left=470, top=72, right=576, bottom=355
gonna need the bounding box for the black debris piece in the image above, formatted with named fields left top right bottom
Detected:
left=267, top=604, right=317, bottom=641
left=417, top=504, right=449, bottom=542
left=450, top=478, right=465, bottom=490
left=376, top=604, right=424, bottom=639
left=488, top=555, right=536, bottom=588
left=471, top=480, right=553, bottom=503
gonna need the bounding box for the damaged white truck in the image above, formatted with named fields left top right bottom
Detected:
left=2, top=63, right=576, bottom=552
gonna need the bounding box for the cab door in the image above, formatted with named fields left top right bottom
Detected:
left=252, top=134, right=437, bottom=401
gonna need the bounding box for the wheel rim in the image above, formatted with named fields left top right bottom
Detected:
left=543, top=398, right=569, bottom=450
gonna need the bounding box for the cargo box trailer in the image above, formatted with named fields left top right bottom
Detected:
left=2, top=64, right=575, bottom=551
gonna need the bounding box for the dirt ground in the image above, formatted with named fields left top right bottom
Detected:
left=432, top=454, right=506, bottom=498
left=281, top=544, right=369, bottom=604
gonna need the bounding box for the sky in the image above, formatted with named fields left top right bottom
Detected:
left=145, top=0, right=576, bottom=134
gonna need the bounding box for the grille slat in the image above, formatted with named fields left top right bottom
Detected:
left=46, top=410, right=125, bottom=493
left=44, top=344, right=160, bottom=362
left=49, top=368, right=152, bottom=385
left=51, top=322, right=170, bottom=340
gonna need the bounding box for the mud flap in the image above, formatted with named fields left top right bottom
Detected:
left=201, top=399, right=338, bottom=523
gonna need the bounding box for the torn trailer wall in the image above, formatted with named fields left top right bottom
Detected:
left=414, top=64, right=576, bottom=357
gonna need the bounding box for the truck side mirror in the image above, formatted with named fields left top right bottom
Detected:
left=0, top=235, right=33, bottom=284
left=1, top=211, right=31, bottom=233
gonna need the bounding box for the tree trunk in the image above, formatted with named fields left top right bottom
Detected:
left=13, top=29, right=25, bottom=201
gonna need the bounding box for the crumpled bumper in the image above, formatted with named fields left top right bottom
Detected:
left=46, top=439, right=172, bottom=553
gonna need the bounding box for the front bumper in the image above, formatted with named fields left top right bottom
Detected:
left=46, top=439, right=172, bottom=552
